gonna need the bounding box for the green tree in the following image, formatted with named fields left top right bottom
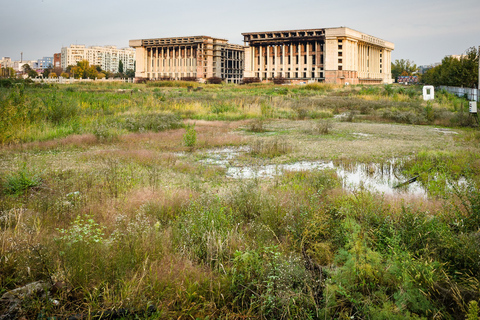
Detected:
left=391, top=59, right=418, bottom=80
left=125, top=69, right=135, bottom=78
left=422, top=47, right=478, bottom=87
left=70, top=60, right=99, bottom=79
left=22, top=64, right=38, bottom=78
left=119, top=60, right=124, bottom=74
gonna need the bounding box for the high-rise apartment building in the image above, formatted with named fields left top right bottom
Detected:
left=129, top=36, right=244, bottom=83
left=61, top=45, right=135, bottom=73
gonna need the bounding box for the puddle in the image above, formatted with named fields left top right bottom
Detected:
left=352, top=132, right=372, bottom=137
left=199, top=147, right=428, bottom=197
left=433, top=128, right=458, bottom=135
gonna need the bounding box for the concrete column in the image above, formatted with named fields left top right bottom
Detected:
left=276, top=45, right=279, bottom=77
left=154, top=47, right=157, bottom=77
left=145, top=48, right=149, bottom=77
left=306, top=42, right=310, bottom=79
left=290, top=44, right=293, bottom=78
left=266, top=46, right=271, bottom=79
left=259, top=46, right=263, bottom=80
left=160, top=47, right=164, bottom=75
left=282, top=44, right=286, bottom=78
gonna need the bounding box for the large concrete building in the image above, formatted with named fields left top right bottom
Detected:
left=61, top=45, right=135, bottom=73
left=242, top=27, right=394, bottom=84
left=129, top=36, right=244, bottom=83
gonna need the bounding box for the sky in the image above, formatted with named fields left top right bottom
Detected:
left=1, top=0, right=479, bottom=66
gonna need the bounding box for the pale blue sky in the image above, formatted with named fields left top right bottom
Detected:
left=1, top=0, right=479, bottom=65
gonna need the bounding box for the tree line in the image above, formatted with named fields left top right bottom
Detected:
left=422, top=47, right=479, bottom=87
left=392, top=47, right=479, bottom=88
left=1, top=60, right=135, bottom=80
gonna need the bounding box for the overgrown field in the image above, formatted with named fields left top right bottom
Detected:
left=1, top=80, right=480, bottom=319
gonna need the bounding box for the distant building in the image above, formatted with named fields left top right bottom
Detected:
left=36, top=57, right=54, bottom=70
left=61, top=44, right=135, bottom=73
left=129, top=36, right=245, bottom=83
left=418, top=63, right=441, bottom=75
left=53, top=53, right=61, bottom=68
left=0, top=57, right=13, bottom=69
left=242, top=27, right=394, bottom=84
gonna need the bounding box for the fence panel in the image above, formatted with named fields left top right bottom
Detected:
left=439, top=86, right=479, bottom=101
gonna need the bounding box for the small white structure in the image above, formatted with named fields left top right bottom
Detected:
left=469, top=101, right=477, bottom=113
left=423, top=86, right=435, bottom=101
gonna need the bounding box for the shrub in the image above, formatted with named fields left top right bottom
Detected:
left=207, top=77, right=223, bottom=84
left=248, top=119, right=266, bottom=133
left=2, top=164, right=41, bottom=195
left=272, top=76, right=287, bottom=85
left=183, top=124, right=197, bottom=148
left=312, top=119, right=334, bottom=135
left=242, top=77, right=261, bottom=84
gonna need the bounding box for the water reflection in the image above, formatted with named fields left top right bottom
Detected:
left=199, top=147, right=427, bottom=197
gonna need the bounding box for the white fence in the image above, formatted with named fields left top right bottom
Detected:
left=31, top=77, right=134, bottom=84
left=439, top=86, right=479, bottom=102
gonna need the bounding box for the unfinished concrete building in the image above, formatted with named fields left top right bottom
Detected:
left=242, top=27, right=394, bottom=84
left=129, top=36, right=244, bottom=83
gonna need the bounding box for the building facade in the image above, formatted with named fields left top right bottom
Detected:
left=61, top=45, right=135, bottom=73
left=129, top=36, right=244, bottom=83
left=53, top=53, right=61, bottom=69
left=36, top=57, right=54, bottom=70
left=242, top=27, right=394, bottom=84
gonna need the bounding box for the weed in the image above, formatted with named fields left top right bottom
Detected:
left=2, top=164, right=41, bottom=195
left=250, top=138, right=292, bottom=158
left=248, top=119, right=266, bottom=133
left=311, top=119, right=334, bottom=135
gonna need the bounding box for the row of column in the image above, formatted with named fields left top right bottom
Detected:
left=358, top=43, right=383, bottom=79
left=144, top=45, right=202, bottom=78
left=249, top=42, right=323, bottom=79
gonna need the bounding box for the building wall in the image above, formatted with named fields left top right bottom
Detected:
left=36, top=57, right=54, bottom=70
left=129, top=36, right=244, bottom=83
left=54, top=53, right=61, bottom=68
left=243, top=27, right=394, bottom=84
left=61, top=45, right=135, bottom=72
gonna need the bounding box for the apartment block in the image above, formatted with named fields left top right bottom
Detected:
left=61, top=45, right=135, bottom=72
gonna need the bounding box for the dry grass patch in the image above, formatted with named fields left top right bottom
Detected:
left=2, top=134, right=98, bottom=152
left=120, top=129, right=185, bottom=150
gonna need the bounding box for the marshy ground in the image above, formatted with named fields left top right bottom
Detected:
left=1, top=80, right=480, bottom=319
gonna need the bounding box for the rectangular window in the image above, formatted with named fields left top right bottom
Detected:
left=338, top=66, right=343, bottom=71
left=304, top=55, right=307, bottom=64
left=338, top=59, right=342, bottom=64
left=338, top=45, right=343, bottom=50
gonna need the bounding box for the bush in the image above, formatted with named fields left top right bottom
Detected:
left=183, top=123, right=197, bottom=148
left=207, top=77, right=223, bottom=84
left=272, top=76, right=287, bottom=85
left=2, top=164, right=41, bottom=195
left=312, top=119, right=334, bottom=135
left=242, top=77, right=261, bottom=84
